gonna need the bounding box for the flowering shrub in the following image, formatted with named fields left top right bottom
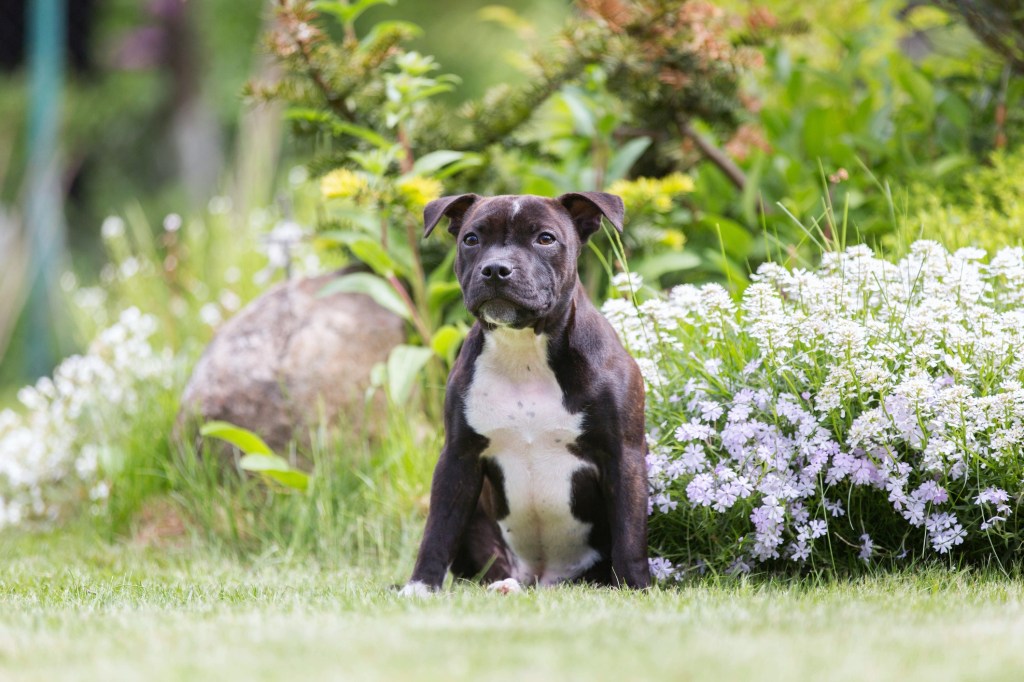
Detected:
left=603, top=241, right=1024, bottom=577
left=0, top=309, right=176, bottom=528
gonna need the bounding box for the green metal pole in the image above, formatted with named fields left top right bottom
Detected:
left=25, top=0, right=67, bottom=380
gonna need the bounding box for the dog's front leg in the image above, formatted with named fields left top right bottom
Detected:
left=606, top=440, right=651, bottom=589
left=404, top=437, right=486, bottom=592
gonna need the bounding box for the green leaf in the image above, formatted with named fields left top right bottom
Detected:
left=285, top=108, right=393, bottom=150
left=560, top=88, right=596, bottom=137
left=330, top=121, right=393, bottom=150
left=314, top=0, right=395, bottom=25
left=200, top=421, right=273, bottom=456
left=239, top=455, right=310, bottom=492
left=700, top=215, right=754, bottom=260
left=433, top=155, right=485, bottom=179
left=411, top=150, right=465, bottom=176
left=319, top=273, right=411, bottom=320
left=349, top=237, right=399, bottom=277
left=606, top=137, right=651, bottom=184
left=315, top=230, right=366, bottom=247
left=430, top=325, right=465, bottom=365
left=387, top=344, right=434, bottom=404
left=359, top=20, right=423, bottom=48
left=427, top=280, right=463, bottom=310
left=634, top=251, right=701, bottom=282
left=238, top=453, right=292, bottom=472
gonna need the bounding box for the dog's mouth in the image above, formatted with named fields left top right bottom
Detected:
left=474, top=297, right=550, bottom=329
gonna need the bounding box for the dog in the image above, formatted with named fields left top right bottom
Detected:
left=400, top=192, right=650, bottom=595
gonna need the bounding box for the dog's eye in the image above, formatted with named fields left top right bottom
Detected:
left=462, top=233, right=479, bottom=246
left=536, top=232, right=556, bottom=246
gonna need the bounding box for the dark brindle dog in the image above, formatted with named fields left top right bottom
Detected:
left=400, top=192, right=649, bottom=595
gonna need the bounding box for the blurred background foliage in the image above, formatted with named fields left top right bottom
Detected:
left=1, top=0, right=1023, bottom=394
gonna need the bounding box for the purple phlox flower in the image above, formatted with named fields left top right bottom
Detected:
left=849, top=457, right=879, bottom=486
left=975, top=486, right=1010, bottom=507
left=823, top=499, right=845, bottom=517
left=903, top=498, right=927, bottom=527
left=728, top=558, right=752, bottom=575
left=888, top=486, right=908, bottom=511
left=686, top=474, right=715, bottom=507
left=699, top=400, right=725, bottom=422
left=912, top=480, right=948, bottom=505
left=741, top=360, right=761, bottom=376
left=753, top=389, right=772, bottom=410
left=859, top=533, right=874, bottom=561
left=734, top=388, right=756, bottom=405
left=975, top=487, right=1012, bottom=529
left=727, top=402, right=752, bottom=423
left=649, top=557, right=676, bottom=581
left=826, top=451, right=856, bottom=484
left=674, top=420, right=715, bottom=442
left=653, top=492, right=678, bottom=514
left=680, top=443, right=707, bottom=474
left=712, top=471, right=754, bottom=511
left=926, top=512, right=966, bottom=554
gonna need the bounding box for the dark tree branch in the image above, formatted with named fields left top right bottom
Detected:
left=676, top=119, right=747, bottom=191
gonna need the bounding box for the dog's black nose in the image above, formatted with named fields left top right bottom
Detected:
left=480, top=261, right=514, bottom=281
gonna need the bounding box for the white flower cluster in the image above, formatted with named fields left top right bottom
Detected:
left=0, top=308, right=175, bottom=528
left=604, top=242, right=1024, bottom=578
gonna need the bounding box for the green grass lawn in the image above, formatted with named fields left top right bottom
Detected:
left=3, top=529, right=1024, bottom=681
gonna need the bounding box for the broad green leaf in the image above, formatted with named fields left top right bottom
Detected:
left=330, top=121, right=393, bottom=150
left=700, top=215, right=753, bottom=260
left=200, top=421, right=273, bottom=456
left=238, top=453, right=291, bottom=472
left=239, top=455, right=310, bottom=491
left=349, top=237, right=399, bottom=277
left=427, top=280, right=463, bottom=310
left=559, top=88, right=596, bottom=137
left=431, top=325, right=465, bottom=365
left=315, top=230, right=365, bottom=247
left=359, top=21, right=423, bottom=49
left=410, top=150, right=465, bottom=176
left=314, top=0, right=395, bottom=25
left=477, top=5, right=533, bottom=32
left=285, top=108, right=393, bottom=150
left=319, top=273, right=411, bottom=320
left=606, top=137, right=651, bottom=184
left=634, top=251, right=701, bottom=282
left=434, top=155, right=485, bottom=179
left=387, top=344, right=434, bottom=405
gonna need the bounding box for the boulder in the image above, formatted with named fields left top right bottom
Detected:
left=176, top=271, right=405, bottom=454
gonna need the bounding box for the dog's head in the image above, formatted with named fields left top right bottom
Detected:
left=423, top=193, right=624, bottom=329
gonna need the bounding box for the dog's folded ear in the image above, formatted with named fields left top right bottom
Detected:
left=557, top=192, right=625, bottom=243
left=424, top=194, right=480, bottom=238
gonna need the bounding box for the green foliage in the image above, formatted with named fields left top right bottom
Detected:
left=707, top=0, right=1024, bottom=257
left=200, top=421, right=310, bottom=492
left=894, top=147, right=1024, bottom=252
left=168, top=409, right=436, bottom=561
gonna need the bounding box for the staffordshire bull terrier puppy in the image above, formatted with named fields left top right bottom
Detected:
left=401, top=192, right=649, bottom=595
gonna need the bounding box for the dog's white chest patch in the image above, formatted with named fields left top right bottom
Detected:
left=464, top=328, right=600, bottom=585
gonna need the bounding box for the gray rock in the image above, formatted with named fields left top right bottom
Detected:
left=176, top=271, right=405, bottom=455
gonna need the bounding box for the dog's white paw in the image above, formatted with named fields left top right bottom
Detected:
left=398, top=581, right=435, bottom=598
left=487, top=578, right=524, bottom=595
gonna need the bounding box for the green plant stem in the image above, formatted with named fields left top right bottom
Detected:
left=386, top=272, right=430, bottom=343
